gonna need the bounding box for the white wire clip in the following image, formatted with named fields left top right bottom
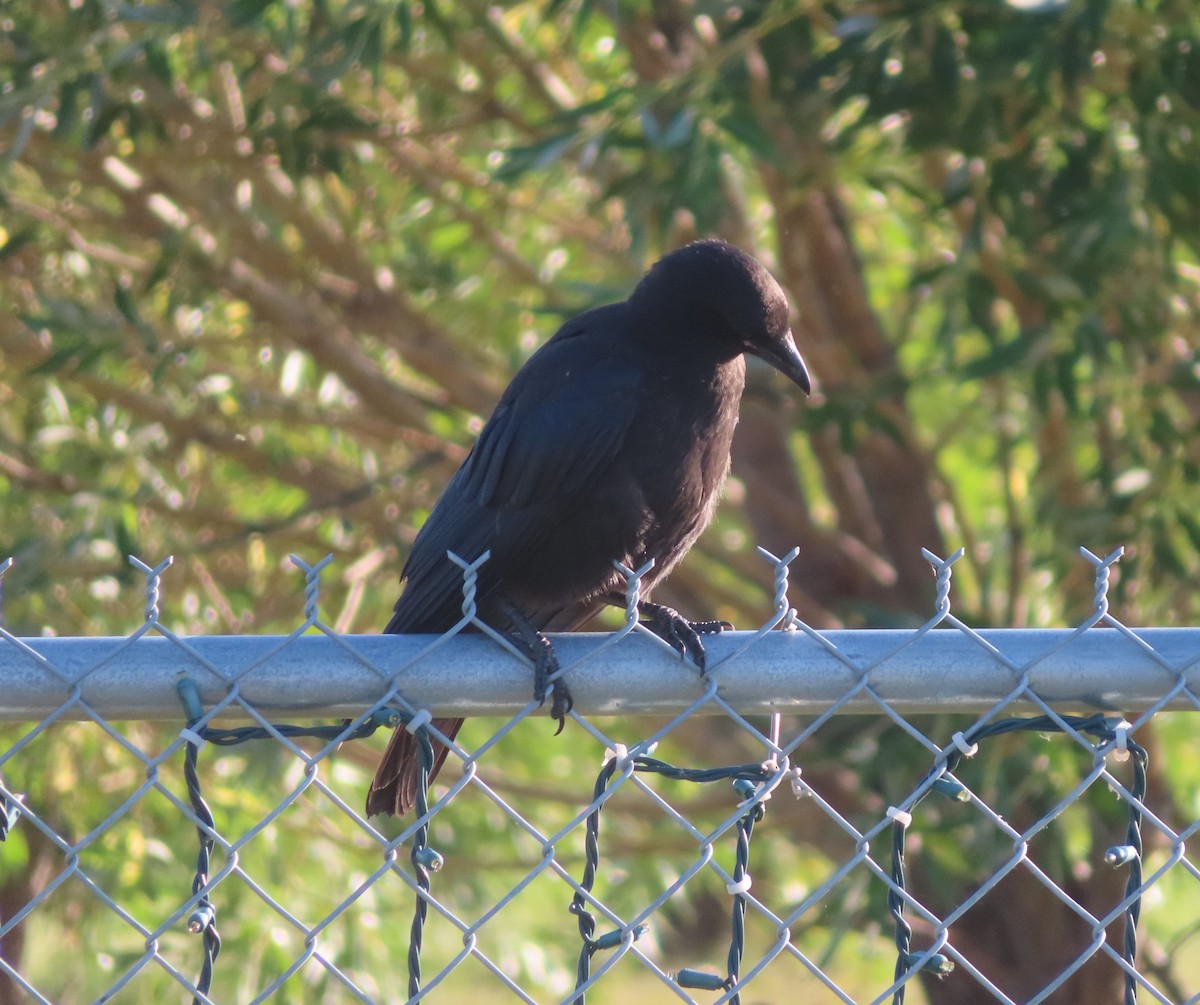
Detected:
left=405, top=708, right=434, bottom=734
left=726, top=874, right=752, bottom=896
left=179, top=727, right=207, bottom=752
left=1110, top=719, right=1132, bottom=763
left=886, top=806, right=912, bottom=828
left=951, top=731, right=979, bottom=758
left=605, top=743, right=633, bottom=773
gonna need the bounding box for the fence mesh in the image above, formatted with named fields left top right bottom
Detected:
left=0, top=547, right=1197, bottom=1005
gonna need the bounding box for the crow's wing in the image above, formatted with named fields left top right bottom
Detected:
left=386, top=306, right=643, bottom=632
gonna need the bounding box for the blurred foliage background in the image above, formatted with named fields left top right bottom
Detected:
left=1, top=0, right=1199, bottom=1002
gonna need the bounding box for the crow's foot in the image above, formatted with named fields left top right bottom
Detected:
left=637, top=601, right=733, bottom=673
left=498, top=598, right=574, bottom=733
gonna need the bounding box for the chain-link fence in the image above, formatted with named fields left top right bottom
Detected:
left=0, top=547, right=1197, bottom=1004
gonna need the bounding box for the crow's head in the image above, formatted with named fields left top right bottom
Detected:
left=631, top=239, right=811, bottom=393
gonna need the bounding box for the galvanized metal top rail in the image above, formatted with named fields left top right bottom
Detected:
left=2, top=547, right=1198, bottom=722
left=2, top=627, right=1198, bottom=722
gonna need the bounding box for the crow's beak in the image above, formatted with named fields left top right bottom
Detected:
left=754, top=330, right=811, bottom=394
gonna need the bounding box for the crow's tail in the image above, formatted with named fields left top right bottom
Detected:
left=365, top=716, right=463, bottom=817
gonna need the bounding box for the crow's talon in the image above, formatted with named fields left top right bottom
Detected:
left=499, top=597, right=565, bottom=714
left=549, top=678, right=574, bottom=732
left=637, top=601, right=732, bottom=673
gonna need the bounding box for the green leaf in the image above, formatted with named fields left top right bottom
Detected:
left=493, top=132, right=577, bottom=180
left=394, top=1, right=413, bottom=52
left=426, top=220, right=473, bottom=255
left=142, top=40, right=174, bottom=82
left=301, top=98, right=370, bottom=132
left=1054, top=352, right=1078, bottom=412
left=227, top=0, right=277, bottom=28
left=717, top=111, right=779, bottom=162
left=964, top=271, right=997, bottom=336
left=962, top=328, right=1043, bottom=380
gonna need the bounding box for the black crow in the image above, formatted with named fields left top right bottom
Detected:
left=367, top=239, right=811, bottom=816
